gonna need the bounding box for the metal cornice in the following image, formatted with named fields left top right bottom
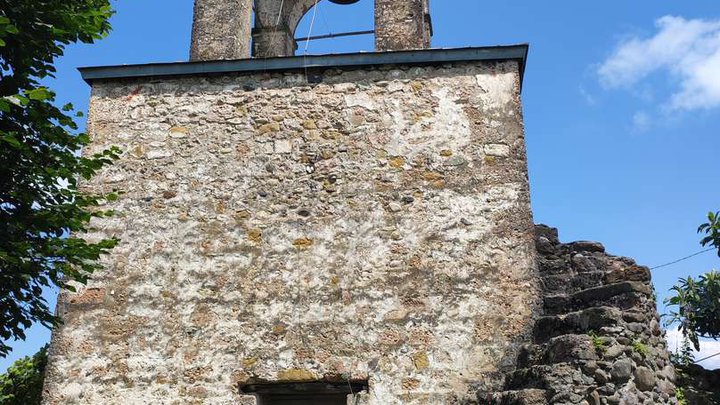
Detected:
left=79, top=45, right=529, bottom=90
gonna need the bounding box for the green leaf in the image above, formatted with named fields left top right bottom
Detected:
left=0, top=346, right=47, bottom=403
left=26, top=88, right=52, bottom=101
left=1, top=134, right=22, bottom=148
left=4, top=95, right=27, bottom=107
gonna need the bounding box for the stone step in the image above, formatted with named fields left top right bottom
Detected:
left=505, top=363, right=595, bottom=391
left=518, top=334, right=597, bottom=368
left=478, top=389, right=548, bottom=405
left=537, top=257, right=573, bottom=275
left=541, top=271, right=607, bottom=295
left=533, top=306, right=622, bottom=343
left=543, top=281, right=652, bottom=315
left=568, top=241, right=606, bottom=253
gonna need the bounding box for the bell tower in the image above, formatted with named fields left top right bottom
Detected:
left=43, top=0, right=541, bottom=403
left=190, top=0, right=432, bottom=60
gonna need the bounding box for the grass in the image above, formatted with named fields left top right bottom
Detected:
left=632, top=339, right=649, bottom=357
left=676, top=387, right=687, bottom=405
left=588, top=331, right=608, bottom=353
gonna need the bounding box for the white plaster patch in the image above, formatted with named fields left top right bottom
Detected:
left=101, top=170, right=127, bottom=183
left=146, top=149, right=173, bottom=159
left=484, top=143, right=511, bottom=157
left=177, top=100, right=211, bottom=115
left=384, top=86, right=472, bottom=158
left=344, top=92, right=377, bottom=110
left=476, top=72, right=516, bottom=110
left=387, top=81, right=405, bottom=93
left=273, top=139, right=292, bottom=154
left=62, top=383, right=84, bottom=401
left=333, top=83, right=356, bottom=92
left=260, top=142, right=274, bottom=155
left=126, top=353, right=167, bottom=376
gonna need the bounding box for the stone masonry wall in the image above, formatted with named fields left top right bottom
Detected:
left=375, top=0, right=432, bottom=52
left=190, top=0, right=253, bottom=61
left=43, top=61, right=539, bottom=404
left=481, top=226, right=679, bottom=404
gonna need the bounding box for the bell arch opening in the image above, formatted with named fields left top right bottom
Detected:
left=191, top=0, right=432, bottom=60
left=292, top=0, right=374, bottom=55
left=252, top=0, right=373, bottom=58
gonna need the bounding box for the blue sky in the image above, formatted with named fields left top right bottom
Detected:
left=2, top=0, right=720, bottom=371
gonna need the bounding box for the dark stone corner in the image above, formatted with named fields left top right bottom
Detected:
left=479, top=225, right=679, bottom=404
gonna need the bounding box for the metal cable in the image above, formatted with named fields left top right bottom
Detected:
left=650, top=248, right=715, bottom=270
left=303, top=0, right=320, bottom=53
left=695, top=350, right=720, bottom=364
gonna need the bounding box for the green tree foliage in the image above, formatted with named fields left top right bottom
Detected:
left=670, top=334, right=696, bottom=367
left=699, top=211, right=720, bottom=257
left=0, top=0, right=119, bottom=357
left=0, top=346, right=47, bottom=404
left=665, top=212, right=720, bottom=351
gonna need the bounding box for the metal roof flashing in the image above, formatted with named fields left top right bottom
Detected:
left=78, top=45, right=529, bottom=90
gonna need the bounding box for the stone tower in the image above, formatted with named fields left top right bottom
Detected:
left=42, top=1, right=546, bottom=404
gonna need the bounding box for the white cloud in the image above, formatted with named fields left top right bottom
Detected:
left=632, top=111, right=652, bottom=132
left=579, top=86, right=597, bottom=106
left=598, top=16, right=720, bottom=111
left=666, top=329, right=720, bottom=370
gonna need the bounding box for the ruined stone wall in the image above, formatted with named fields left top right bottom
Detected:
left=482, top=226, right=679, bottom=404
left=42, top=61, right=539, bottom=404
left=676, top=365, right=720, bottom=404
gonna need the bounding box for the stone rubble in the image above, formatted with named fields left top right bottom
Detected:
left=481, top=225, right=679, bottom=405
left=676, top=365, right=720, bottom=404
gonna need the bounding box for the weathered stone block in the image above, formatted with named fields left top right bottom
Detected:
left=610, top=359, right=633, bottom=382
left=543, top=334, right=598, bottom=363
left=605, top=265, right=651, bottom=284
left=67, top=287, right=106, bottom=306
left=633, top=366, right=656, bottom=391
left=572, top=282, right=652, bottom=306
